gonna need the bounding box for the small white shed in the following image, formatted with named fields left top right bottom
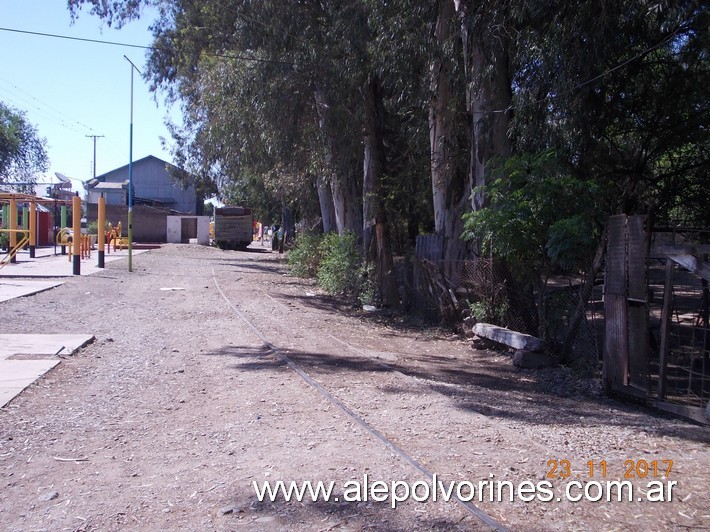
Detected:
left=166, top=215, right=211, bottom=245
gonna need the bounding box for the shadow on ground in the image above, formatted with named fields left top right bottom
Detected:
left=222, top=490, right=480, bottom=531
left=201, top=342, right=709, bottom=444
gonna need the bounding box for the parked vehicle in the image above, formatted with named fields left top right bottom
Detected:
left=213, top=206, right=253, bottom=250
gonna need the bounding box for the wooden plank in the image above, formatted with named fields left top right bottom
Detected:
left=604, top=294, right=629, bottom=390
left=472, top=323, right=546, bottom=351
left=668, top=254, right=710, bottom=282
left=627, top=215, right=648, bottom=391
left=655, top=400, right=709, bottom=425
left=657, top=260, right=674, bottom=400
left=627, top=215, right=647, bottom=299
left=604, top=215, right=629, bottom=392
left=650, top=244, right=710, bottom=258
left=415, top=235, right=444, bottom=261
left=606, top=215, right=627, bottom=296
left=628, top=303, right=649, bottom=392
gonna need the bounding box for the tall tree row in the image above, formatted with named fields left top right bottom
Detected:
left=69, top=0, right=709, bottom=302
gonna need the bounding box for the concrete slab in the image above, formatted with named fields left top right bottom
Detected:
left=0, top=334, right=94, bottom=360
left=0, top=334, right=93, bottom=408
left=0, top=359, right=60, bottom=408
left=473, top=322, right=547, bottom=352
left=0, top=280, right=64, bottom=303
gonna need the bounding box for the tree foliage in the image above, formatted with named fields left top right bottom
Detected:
left=510, top=0, right=709, bottom=225
left=463, top=151, right=604, bottom=284
left=0, top=102, right=49, bottom=188
left=68, top=0, right=709, bottom=316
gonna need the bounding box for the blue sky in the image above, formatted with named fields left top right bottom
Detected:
left=0, top=1, right=178, bottom=192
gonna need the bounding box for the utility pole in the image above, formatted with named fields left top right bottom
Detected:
left=124, top=55, right=141, bottom=273
left=85, top=134, right=105, bottom=179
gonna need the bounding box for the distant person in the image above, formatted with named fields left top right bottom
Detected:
left=277, top=226, right=285, bottom=254
left=272, top=225, right=280, bottom=251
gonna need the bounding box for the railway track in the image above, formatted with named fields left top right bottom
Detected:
left=213, top=267, right=507, bottom=530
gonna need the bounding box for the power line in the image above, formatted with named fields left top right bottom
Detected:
left=0, top=26, right=148, bottom=50
left=0, top=76, right=101, bottom=135
left=0, top=88, right=86, bottom=136
left=0, top=26, right=293, bottom=65
left=484, top=16, right=696, bottom=116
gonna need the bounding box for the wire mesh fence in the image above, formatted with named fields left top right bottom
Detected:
left=649, top=259, right=710, bottom=409
left=407, top=227, right=708, bottom=422
left=409, top=257, right=600, bottom=370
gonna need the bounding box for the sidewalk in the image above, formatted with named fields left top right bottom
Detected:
left=0, top=334, right=94, bottom=408
left=0, top=246, right=139, bottom=408
left=0, top=245, right=145, bottom=279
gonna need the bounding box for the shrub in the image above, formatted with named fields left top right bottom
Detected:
left=317, top=232, right=360, bottom=295
left=86, top=220, right=110, bottom=235
left=357, top=261, right=377, bottom=306
left=288, top=232, right=323, bottom=278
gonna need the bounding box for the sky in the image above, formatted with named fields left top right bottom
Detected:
left=0, top=1, right=179, bottom=194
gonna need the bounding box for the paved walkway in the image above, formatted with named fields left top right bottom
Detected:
left=0, top=246, right=142, bottom=278
left=0, top=279, right=63, bottom=303
left=0, top=334, right=94, bottom=408
left=0, top=245, right=141, bottom=408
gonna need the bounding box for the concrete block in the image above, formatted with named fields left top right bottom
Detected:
left=472, top=323, right=546, bottom=352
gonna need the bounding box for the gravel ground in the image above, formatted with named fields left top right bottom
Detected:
left=0, top=243, right=708, bottom=531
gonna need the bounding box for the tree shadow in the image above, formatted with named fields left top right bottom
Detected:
left=213, top=261, right=287, bottom=275
left=200, top=343, right=710, bottom=443
left=222, top=489, right=478, bottom=530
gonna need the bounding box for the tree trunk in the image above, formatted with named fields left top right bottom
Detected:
left=316, top=174, right=336, bottom=233
left=456, top=1, right=513, bottom=212
left=362, top=77, right=399, bottom=309
left=429, top=0, right=470, bottom=262
left=314, top=87, right=362, bottom=239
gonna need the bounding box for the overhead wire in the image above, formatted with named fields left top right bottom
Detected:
left=0, top=76, right=101, bottom=136
left=485, top=14, right=699, bottom=115
left=0, top=8, right=699, bottom=118
left=0, top=26, right=294, bottom=65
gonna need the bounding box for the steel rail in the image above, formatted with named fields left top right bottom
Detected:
left=213, top=268, right=507, bottom=531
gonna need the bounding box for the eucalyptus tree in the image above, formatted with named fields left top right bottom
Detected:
left=463, top=0, right=708, bottom=342
left=510, top=0, right=709, bottom=225
left=69, top=0, right=361, bottom=236
left=69, top=0, right=406, bottom=305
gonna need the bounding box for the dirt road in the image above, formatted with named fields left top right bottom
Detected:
left=1, top=244, right=708, bottom=530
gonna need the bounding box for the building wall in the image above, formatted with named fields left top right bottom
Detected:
left=86, top=204, right=169, bottom=243
left=96, top=156, right=199, bottom=214
left=87, top=189, right=126, bottom=206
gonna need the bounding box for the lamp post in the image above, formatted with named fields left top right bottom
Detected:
left=124, top=55, right=141, bottom=272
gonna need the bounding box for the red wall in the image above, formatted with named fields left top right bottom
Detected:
left=38, top=212, right=53, bottom=245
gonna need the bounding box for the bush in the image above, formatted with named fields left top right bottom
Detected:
left=357, top=261, right=377, bottom=306
left=317, top=232, right=360, bottom=295
left=86, top=220, right=110, bottom=235
left=288, top=232, right=373, bottom=303
left=288, top=232, right=323, bottom=278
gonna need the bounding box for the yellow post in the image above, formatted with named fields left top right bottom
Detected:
left=29, top=201, right=36, bottom=258
left=9, top=198, right=17, bottom=263
left=97, top=194, right=105, bottom=267
left=72, top=194, right=81, bottom=275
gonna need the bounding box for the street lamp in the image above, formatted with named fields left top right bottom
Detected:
left=124, top=55, right=141, bottom=272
